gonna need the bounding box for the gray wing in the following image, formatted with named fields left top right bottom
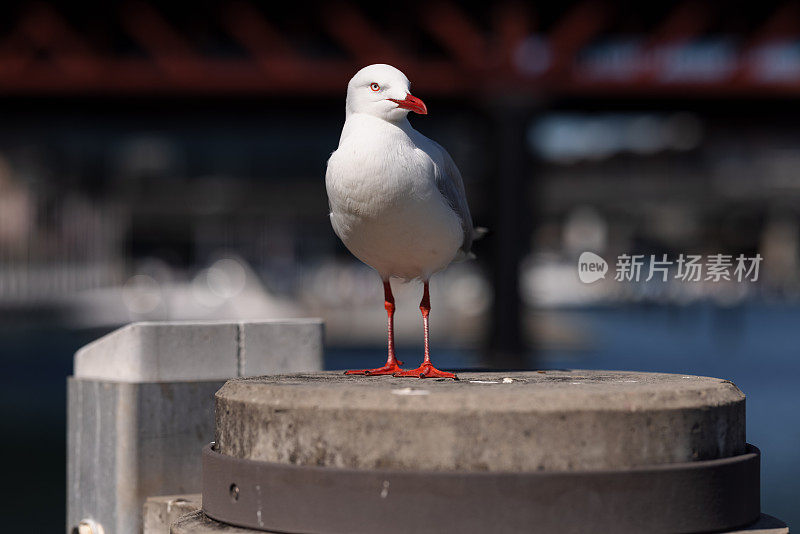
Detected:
left=430, top=140, right=475, bottom=255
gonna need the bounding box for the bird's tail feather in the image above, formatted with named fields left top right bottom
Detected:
left=473, top=226, right=488, bottom=240
left=453, top=226, right=489, bottom=262
left=454, top=250, right=475, bottom=262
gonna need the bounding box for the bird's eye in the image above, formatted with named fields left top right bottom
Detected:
left=370, top=83, right=380, bottom=91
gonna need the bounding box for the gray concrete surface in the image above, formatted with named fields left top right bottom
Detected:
left=144, top=494, right=202, bottom=534
left=75, top=319, right=323, bottom=381
left=215, top=370, right=746, bottom=472
left=68, top=320, right=323, bottom=534
left=171, top=511, right=789, bottom=534
left=69, top=379, right=223, bottom=534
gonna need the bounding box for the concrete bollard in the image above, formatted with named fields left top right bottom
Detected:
left=66, top=320, right=323, bottom=534
left=181, top=370, right=788, bottom=534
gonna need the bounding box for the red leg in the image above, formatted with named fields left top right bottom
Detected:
left=345, top=280, right=404, bottom=375
left=394, top=281, right=458, bottom=380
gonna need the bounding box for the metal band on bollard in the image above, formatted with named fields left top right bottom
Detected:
left=202, top=443, right=760, bottom=534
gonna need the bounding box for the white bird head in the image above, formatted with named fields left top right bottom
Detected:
left=345, top=64, right=428, bottom=122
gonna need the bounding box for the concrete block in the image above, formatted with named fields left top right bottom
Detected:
left=143, top=494, right=201, bottom=534
left=240, top=320, right=324, bottom=376
left=75, top=319, right=324, bottom=382
left=68, top=379, right=222, bottom=534
left=215, top=370, right=746, bottom=472
left=67, top=320, right=324, bottom=534
left=75, top=322, right=238, bottom=382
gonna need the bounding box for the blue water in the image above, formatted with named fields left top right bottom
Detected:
left=1, top=302, right=797, bottom=529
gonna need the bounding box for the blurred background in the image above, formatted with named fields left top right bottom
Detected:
left=1, top=0, right=799, bottom=529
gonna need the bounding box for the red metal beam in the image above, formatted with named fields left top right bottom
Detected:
left=0, top=3, right=102, bottom=79
left=221, top=1, right=310, bottom=83
left=0, top=2, right=797, bottom=98
left=737, top=2, right=800, bottom=86
left=750, top=1, right=800, bottom=44
left=224, top=2, right=299, bottom=62
left=120, top=1, right=206, bottom=81
left=493, top=1, right=532, bottom=69
left=422, top=2, right=488, bottom=70
left=548, top=1, right=610, bottom=78
left=321, top=2, right=407, bottom=67
left=648, top=1, right=709, bottom=45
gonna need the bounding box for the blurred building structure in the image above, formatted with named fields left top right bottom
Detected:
left=2, top=0, right=800, bottom=350
left=2, top=2, right=800, bottom=96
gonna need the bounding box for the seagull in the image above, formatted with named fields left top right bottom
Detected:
left=326, top=64, right=482, bottom=379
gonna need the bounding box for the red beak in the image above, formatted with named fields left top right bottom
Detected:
left=388, top=93, right=428, bottom=115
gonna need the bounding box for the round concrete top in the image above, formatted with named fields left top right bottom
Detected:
left=214, top=370, right=745, bottom=472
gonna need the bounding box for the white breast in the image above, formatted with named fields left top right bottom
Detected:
left=325, top=115, right=463, bottom=280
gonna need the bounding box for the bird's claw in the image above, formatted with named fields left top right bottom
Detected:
left=393, top=363, right=458, bottom=380
left=345, top=361, right=404, bottom=376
